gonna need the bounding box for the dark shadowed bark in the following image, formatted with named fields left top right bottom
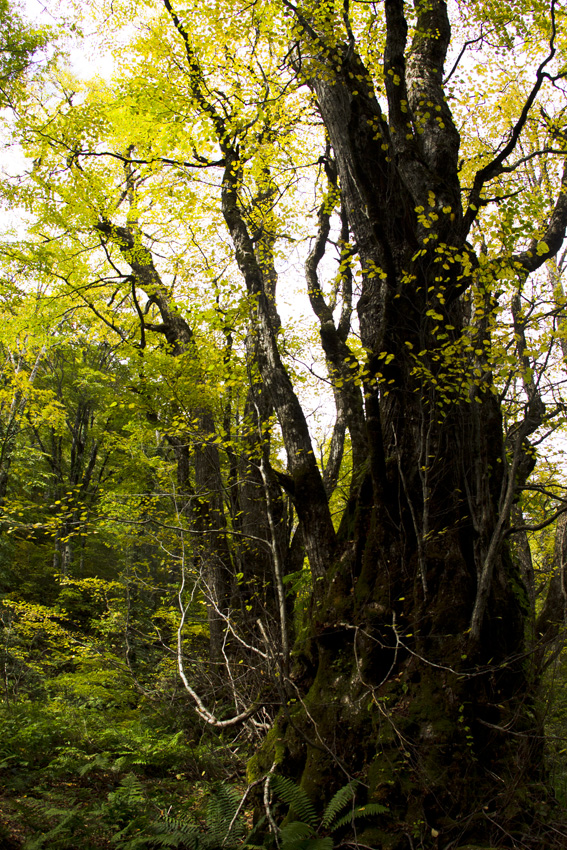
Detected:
left=536, top=513, right=567, bottom=673
left=240, top=2, right=567, bottom=847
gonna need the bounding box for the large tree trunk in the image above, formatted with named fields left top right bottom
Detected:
left=241, top=3, right=566, bottom=847
left=156, top=0, right=567, bottom=842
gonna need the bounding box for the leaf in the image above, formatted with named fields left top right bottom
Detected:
left=271, top=776, right=317, bottom=828
left=280, top=823, right=333, bottom=850
left=333, top=803, right=389, bottom=831
left=321, top=780, right=359, bottom=829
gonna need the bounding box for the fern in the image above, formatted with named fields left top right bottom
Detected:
left=296, top=841, right=332, bottom=850
left=150, top=836, right=199, bottom=850
left=116, top=772, right=146, bottom=803
left=279, top=822, right=333, bottom=850
left=279, top=820, right=314, bottom=850
left=270, top=775, right=316, bottom=828
left=320, top=781, right=358, bottom=830
left=22, top=800, right=83, bottom=849
left=206, top=783, right=243, bottom=846
left=150, top=783, right=247, bottom=850
left=113, top=753, right=139, bottom=771
left=151, top=817, right=202, bottom=849
left=79, top=750, right=113, bottom=775
left=270, top=777, right=389, bottom=850
left=280, top=822, right=313, bottom=841
left=332, top=802, right=389, bottom=831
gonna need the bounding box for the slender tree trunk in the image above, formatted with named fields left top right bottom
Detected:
left=95, top=217, right=236, bottom=663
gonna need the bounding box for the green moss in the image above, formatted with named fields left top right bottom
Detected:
left=367, top=754, right=397, bottom=794
left=405, top=677, right=456, bottom=741
left=357, top=826, right=400, bottom=850
left=246, top=722, right=285, bottom=783
left=298, top=747, right=334, bottom=807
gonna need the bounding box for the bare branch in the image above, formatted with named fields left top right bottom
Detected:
left=444, top=29, right=486, bottom=85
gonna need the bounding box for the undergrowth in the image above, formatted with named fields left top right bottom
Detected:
left=0, top=693, right=237, bottom=849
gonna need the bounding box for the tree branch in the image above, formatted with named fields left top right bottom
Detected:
left=406, top=0, right=460, bottom=184
left=162, top=0, right=228, bottom=143
left=464, top=0, right=559, bottom=234
left=513, top=159, right=567, bottom=273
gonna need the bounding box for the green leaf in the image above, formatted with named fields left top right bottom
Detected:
left=321, top=780, right=359, bottom=829
left=271, top=776, right=317, bottom=828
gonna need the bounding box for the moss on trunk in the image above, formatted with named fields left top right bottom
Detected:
left=251, top=492, right=553, bottom=848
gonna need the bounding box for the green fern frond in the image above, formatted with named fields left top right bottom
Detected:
left=307, top=840, right=333, bottom=850
left=270, top=776, right=316, bottom=828
left=150, top=837, right=196, bottom=849
left=332, top=802, right=388, bottom=831
left=280, top=820, right=315, bottom=846
left=113, top=832, right=159, bottom=849
left=113, top=754, right=135, bottom=770
left=280, top=826, right=333, bottom=850
left=206, top=783, right=242, bottom=845
left=78, top=751, right=112, bottom=775
left=21, top=803, right=82, bottom=849
left=321, top=781, right=359, bottom=830
left=153, top=784, right=245, bottom=850
left=117, top=772, right=146, bottom=803
left=25, top=799, right=71, bottom=818
left=154, top=817, right=202, bottom=849
left=160, top=816, right=201, bottom=835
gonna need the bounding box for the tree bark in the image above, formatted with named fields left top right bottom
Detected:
left=244, top=2, right=567, bottom=846
left=153, top=0, right=567, bottom=842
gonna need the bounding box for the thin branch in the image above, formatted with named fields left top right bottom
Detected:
left=464, top=0, right=559, bottom=232
left=279, top=0, right=319, bottom=41
left=444, top=29, right=486, bottom=85
left=162, top=0, right=227, bottom=142
left=222, top=778, right=265, bottom=847
left=508, top=503, right=567, bottom=536
left=130, top=279, right=146, bottom=349
left=263, top=764, right=280, bottom=846
left=175, top=525, right=261, bottom=728
left=251, top=391, right=289, bottom=674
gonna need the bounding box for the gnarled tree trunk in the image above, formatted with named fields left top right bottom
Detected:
left=156, top=0, right=567, bottom=843
left=238, top=2, right=567, bottom=847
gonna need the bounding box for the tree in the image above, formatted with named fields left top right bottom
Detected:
left=0, top=0, right=47, bottom=105
left=4, top=0, right=567, bottom=847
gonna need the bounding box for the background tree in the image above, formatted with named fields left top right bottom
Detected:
left=0, top=0, right=47, bottom=106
